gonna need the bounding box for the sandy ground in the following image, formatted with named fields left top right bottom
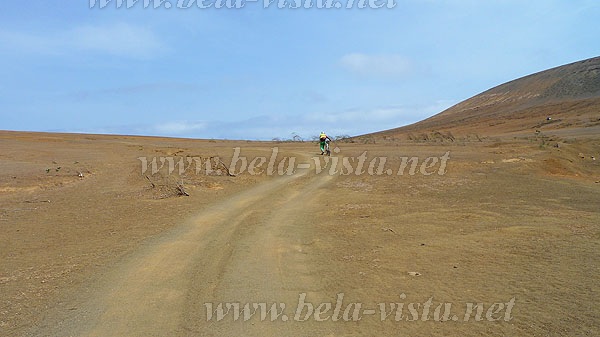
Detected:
left=1, top=130, right=599, bottom=336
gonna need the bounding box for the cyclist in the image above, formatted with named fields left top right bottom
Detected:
left=319, top=132, right=332, bottom=155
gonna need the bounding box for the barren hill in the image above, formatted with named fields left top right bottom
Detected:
left=1, top=61, right=599, bottom=337
left=371, top=56, right=600, bottom=140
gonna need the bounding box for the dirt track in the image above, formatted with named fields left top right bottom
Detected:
left=2, top=131, right=600, bottom=336
left=29, top=158, right=335, bottom=336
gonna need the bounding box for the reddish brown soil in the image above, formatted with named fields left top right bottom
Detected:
left=1, top=130, right=599, bottom=336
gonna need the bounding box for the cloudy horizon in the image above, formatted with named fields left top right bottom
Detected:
left=1, top=1, right=598, bottom=140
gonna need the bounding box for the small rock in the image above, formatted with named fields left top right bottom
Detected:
left=408, top=272, right=421, bottom=277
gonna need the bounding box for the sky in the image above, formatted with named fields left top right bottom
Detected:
left=0, top=0, right=598, bottom=140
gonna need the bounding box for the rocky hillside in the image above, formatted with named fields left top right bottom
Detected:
left=370, top=56, right=600, bottom=140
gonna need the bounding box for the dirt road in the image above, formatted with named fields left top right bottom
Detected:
left=29, top=160, right=336, bottom=336
left=3, top=132, right=599, bottom=337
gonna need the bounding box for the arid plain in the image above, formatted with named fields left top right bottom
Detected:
left=2, top=57, right=600, bottom=336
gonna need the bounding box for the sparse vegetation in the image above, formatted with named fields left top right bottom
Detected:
left=291, top=132, right=303, bottom=142
left=334, top=134, right=353, bottom=142
left=2, top=56, right=600, bottom=337
left=360, top=135, right=376, bottom=144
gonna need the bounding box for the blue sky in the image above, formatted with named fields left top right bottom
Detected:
left=0, top=0, right=598, bottom=140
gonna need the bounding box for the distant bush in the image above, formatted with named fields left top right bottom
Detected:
left=291, top=132, right=303, bottom=142
left=334, top=134, right=352, bottom=142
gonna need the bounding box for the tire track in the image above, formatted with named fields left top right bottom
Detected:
left=183, top=172, right=334, bottom=336
left=29, top=159, right=334, bottom=337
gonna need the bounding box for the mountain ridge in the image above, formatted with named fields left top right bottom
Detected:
left=367, top=56, right=600, bottom=140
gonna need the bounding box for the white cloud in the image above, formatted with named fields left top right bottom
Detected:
left=70, top=23, right=164, bottom=58
left=0, top=30, right=63, bottom=55
left=309, top=106, right=406, bottom=124
left=153, top=121, right=207, bottom=135
left=174, top=101, right=459, bottom=140
left=69, top=82, right=199, bottom=100
left=340, top=53, right=413, bottom=78
left=58, top=100, right=457, bottom=140
left=0, top=23, right=165, bottom=58
left=301, top=100, right=457, bottom=137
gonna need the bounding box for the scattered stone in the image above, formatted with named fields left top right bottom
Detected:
left=382, top=227, right=396, bottom=234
